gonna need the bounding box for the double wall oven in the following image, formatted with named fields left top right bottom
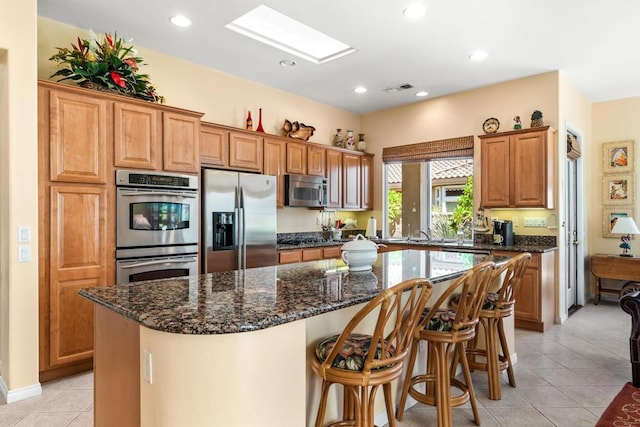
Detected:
left=115, top=170, right=199, bottom=284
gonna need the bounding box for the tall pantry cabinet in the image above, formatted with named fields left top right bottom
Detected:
left=38, top=80, right=202, bottom=381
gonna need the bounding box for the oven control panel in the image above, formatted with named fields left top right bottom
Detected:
left=116, top=170, right=198, bottom=190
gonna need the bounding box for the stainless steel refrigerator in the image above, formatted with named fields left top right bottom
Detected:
left=202, top=169, right=277, bottom=273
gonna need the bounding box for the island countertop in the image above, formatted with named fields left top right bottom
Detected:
left=79, top=249, right=506, bottom=335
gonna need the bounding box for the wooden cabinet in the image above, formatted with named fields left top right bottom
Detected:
left=263, top=138, right=286, bottom=208
left=343, top=152, right=361, bottom=209
left=38, top=80, right=203, bottom=380
left=278, top=245, right=343, bottom=264
left=163, top=112, right=200, bottom=173
left=113, top=102, right=160, bottom=170
left=229, top=131, right=263, bottom=172
left=48, top=89, right=109, bottom=184
left=360, top=154, right=373, bottom=210
left=200, top=123, right=229, bottom=167
left=326, top=149, right=343, bottom=208
left=492, top=250, right=556, bottom=332
left=307, top=146, right=326, bottom=177
left=480, top=127, right=555, bottom=209
left=286, top=141, right=307, bottom=174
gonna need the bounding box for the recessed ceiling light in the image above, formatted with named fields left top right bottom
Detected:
left=403, top=3, right=426, bottom=18
left=416, top=91, right=429, bottom=97
left=354, top=86, right=367, bottom=94
left=226, top=5, right=356, bottom=64
left=169, top=15, right=192, bottom=27
left=469, top=50, right=488, bottom=61
left=279, top=59, right=297, bottom=67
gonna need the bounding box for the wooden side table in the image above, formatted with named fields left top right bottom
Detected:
left=591, top=254, right=640, bottom=304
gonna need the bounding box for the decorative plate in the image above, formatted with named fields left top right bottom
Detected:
left=482, top=117, right=500, bottom=134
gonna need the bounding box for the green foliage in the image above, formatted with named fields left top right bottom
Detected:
left=387, top=189, right=402, bottom=235
left=431, top=208, right=456, bottom=240
left=450, top=176, right=473, bottom=237
left=49, top=32, right=164, bottom=103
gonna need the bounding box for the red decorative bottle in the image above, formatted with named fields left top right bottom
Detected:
left=256, top=108, right=265, bottom=133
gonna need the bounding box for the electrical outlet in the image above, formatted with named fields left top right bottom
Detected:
left=143, top=349, right=153, bottom=384
left=18, top=226, right=31, bottom=243
left=524, top=217, right=547, bottom=227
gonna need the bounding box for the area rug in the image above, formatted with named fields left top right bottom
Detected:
left=596, top=382, right=640, bottom=426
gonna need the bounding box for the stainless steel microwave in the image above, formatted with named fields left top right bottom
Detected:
left=284, top=174, right=327, bottom=207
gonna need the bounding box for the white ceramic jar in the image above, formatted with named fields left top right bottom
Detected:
left=340, top=234, right=379, bottom=271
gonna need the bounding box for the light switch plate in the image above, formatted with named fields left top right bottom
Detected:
left=18, top=226, right=31, bottom=243
left=18, top=246, right=31, bottom=262
left=524, top=217, right=547, bottom=227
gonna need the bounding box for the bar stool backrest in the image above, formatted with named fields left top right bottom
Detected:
left=493, top=253, right=532, bottom=312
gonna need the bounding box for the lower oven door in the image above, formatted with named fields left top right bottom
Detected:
left=116, top=254, right=198, bottom=284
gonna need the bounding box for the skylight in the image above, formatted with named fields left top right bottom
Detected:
left=225, top=5, right=356, bottom=65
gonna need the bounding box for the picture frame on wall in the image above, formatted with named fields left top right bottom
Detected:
left=603, top=173, right=635, bottom=205
left=603, top=207, right=636, bottom=238
left=603, top=140, right=634, bottom=173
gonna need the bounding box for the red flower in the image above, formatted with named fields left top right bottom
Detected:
left=106, top=33, right=113, bottom=47
left=123, top=58, right=138, bottom=70
left=110, top=71, right=126, bottom=88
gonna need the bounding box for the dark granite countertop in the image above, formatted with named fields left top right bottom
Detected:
left=277, top=239, right=557, bottom=253
left=79, top=249, right=509, bottom=336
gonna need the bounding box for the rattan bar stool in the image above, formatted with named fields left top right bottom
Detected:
left=312, top=278, right=433, bottom=427
left=464, top=252, right=531, bottom=400
left=396, top=261, right=496, bottom=427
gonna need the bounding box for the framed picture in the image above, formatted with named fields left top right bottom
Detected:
left=603, top=173, right=635, bottom=205
left=603, top=207, right=636, bottom=238
left=603, top=140, right=634, bottom=173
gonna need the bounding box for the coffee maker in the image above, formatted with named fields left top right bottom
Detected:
left=492, top=219, right=514, bottom=246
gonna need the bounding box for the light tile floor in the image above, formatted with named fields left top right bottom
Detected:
left=0, top=298, right=630, bottom=426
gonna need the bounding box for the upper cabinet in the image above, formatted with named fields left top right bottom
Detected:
left=286, top=141, right=307, bottom=174
left=342, top=152, right=361, bottom=209
left=479, top=126, right=556, bottom=209
left=113, top=102, right=160, bottom=170
left=325, top=149, right=343, bottom=208
left=163, top=112, right=200, bottom=173
left=200, top=123, right=229, bottom=168
left=360, top=154, right=373, bottom=210
left=307, top=146, right=326, bottom=177
left=229, top=131, right=263, bottom=172
left=263, top=137, right=286, bottom=208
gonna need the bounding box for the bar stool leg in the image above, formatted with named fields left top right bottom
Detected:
left=485, top=317, right=502, bottom=400
left=457, top=341, right=480, bottom=426
left=383, top=383, right=396, bottom=427
left=396, top=338, right=420, bottom=421
left=432, top=341, right=453, bottom=427
left=315, top=381, right=331, bottom=427
left=498, top=317, right=516, bottom=387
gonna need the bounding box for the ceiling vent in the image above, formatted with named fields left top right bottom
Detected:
left=384, top=83, right=414, bottom=93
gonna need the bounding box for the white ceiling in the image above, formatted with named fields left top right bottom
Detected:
left=38, top=0, right=640, bottom=115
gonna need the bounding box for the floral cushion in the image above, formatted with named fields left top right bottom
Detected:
left=315, top=333, right=395, bottom=371
left=421, top=308, right=458, bottom=331
left=450, top=292, right=500, bottom=310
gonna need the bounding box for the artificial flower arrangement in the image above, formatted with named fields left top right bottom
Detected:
left=49, top=32, right=164, bottom=103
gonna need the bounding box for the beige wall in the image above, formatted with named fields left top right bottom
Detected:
left=592, top=97, right=640, bottom=255
left=37, top=17, right=363, bottom=234
left=0, top=0, right=40, bottom=396
left=361, top=72, right=560, bottom=237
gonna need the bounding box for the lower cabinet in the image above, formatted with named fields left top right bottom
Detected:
left=493, top=250, right=556, bottom=332
left=278, top=246, right=343, bottom=264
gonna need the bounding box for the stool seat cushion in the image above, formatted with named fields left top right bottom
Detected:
left=450, top=292, right=500, bottom=311
left=315, top=333, right=394, bottom=371
left=420, top=308, right=458, bottom=331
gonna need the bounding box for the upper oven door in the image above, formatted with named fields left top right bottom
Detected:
left=116, top=187, right=199, bottom=249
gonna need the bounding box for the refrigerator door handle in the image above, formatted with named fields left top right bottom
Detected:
left=235, top=206, right=242, bottom=268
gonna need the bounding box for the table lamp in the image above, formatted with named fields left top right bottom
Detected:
left=611, top=217, right=640, bottom=257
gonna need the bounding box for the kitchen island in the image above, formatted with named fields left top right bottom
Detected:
left=79, top=249, right=510, bottom=427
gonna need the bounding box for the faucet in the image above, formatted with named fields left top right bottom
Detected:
left=412, top=227, right=431, bottom=240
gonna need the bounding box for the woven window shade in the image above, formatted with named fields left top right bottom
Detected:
left=382, top=135, right=474, bottom=163
left=567, top=132, right=581, bottom=160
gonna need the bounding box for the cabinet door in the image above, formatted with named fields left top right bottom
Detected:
left=511, top=130, right=550, bottom=208
left=307, top=146, right=326, bottom=177
left=279, top=250, right=302, bottom=264
left=113, top=102, right=160, bottom=170
left=264, top=138, right=286, bottom=208
left=200, top=124, right=229, bottom=167
left=360, top=155, right=373, bottom=209
left=49, top=90, right=108, bottom=183
left=286, top=141, right=307, bottom=174
left=343, top=153, right=361, bottom=209
left=229, top=131, right=263, bottom=172
left=326, top=149, right=343, bottom=208
left=480, top=136, right=510, bottom=207
left=48, top=184, right=109, bottom=367
left=323, top=246, right=341, bottom=259
left=494, top=251, right=541, bottom=323
left=163, top=112, right=200, bottom=173
left=302, top=248, right=323, bottom=261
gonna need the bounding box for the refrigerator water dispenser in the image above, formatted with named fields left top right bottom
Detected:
left=213, top=212, right=235, bottom=250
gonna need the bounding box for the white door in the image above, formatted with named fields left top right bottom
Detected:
left=566, top=158, right=578, bottom=311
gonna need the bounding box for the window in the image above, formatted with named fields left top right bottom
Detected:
left=384, top=159, right=473, bottom=240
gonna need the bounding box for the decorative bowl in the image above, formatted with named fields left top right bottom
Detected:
left=340, top=234, right=379, bottom=271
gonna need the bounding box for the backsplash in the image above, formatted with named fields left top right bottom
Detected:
left=474, top=234, right=557, bottom=246
left=277, top=229, right=366, bottom=243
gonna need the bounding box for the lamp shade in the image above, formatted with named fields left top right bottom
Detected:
left=612, top=217, right=640, bottom=235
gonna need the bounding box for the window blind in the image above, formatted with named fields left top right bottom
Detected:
left=382, top=135, right=474, bottom=163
